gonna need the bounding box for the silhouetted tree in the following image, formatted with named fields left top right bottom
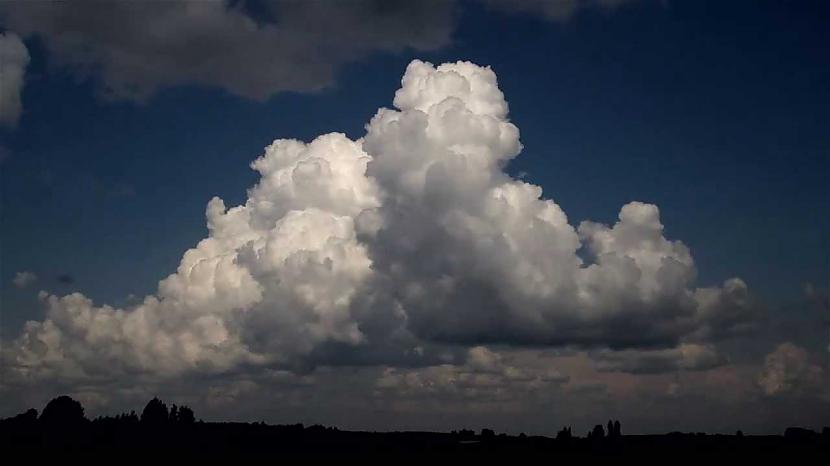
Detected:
left=9, top=408, right=38, bottom=424
left=178, top=406, right=195, bottom=424
left=3, top=400, right=830, bottom=457
left=784, top=427, right=818, bottom=440
left=591, top=424, right=605, bottom=440
left=141, top=397, right=169, bottom=426
left=40, top=396, right=85, bottom=427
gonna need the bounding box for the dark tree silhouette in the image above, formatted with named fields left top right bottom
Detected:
left=10, top=408, right=38, bottom=424
left=178, top=406, right=195, bottom=424
left=39, top=396, right=85, bottom=426
left=3, top=397, right=828, bottom=458
left=141, top=397, right=169, bottom=425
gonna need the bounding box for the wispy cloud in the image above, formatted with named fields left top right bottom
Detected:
left=0, top=31, right=29, bottom=128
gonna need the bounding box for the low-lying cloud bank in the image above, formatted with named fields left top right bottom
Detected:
left=4, top=60, right=760, bottom=388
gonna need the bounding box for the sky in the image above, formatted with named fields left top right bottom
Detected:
left=0, top=0, right=829, bottom=435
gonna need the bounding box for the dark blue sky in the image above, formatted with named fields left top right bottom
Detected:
left=2, top=0, right=828, bottom=337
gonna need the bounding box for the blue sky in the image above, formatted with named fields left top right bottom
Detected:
left=3, top=1, right=827, bottom=332
left=1, top=1, right=829, bottom=431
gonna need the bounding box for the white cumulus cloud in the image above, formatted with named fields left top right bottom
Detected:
left=3, top=59, right=759, bottom=387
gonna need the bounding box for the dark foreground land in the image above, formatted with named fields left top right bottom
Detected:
left=2, top=396, right=828, bottom=459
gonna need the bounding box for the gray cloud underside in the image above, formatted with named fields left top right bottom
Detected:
left=0, top=0, right=455, bottom=101
left=0, top=1, right=647, bottom=104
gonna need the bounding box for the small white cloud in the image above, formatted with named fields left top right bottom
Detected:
left=757, top=343, right=823, bottom=396
left=0, top=32, right=29, bottom=128
left=12, top=271, right=36, bottom=288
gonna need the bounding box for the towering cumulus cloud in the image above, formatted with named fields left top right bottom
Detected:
left=4, top=61, right=757, bottom=386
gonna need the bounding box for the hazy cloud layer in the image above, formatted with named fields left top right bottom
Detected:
left=484, top=0, right=639, bottom=22
left=0, top=0, right=454, bottom=101
left=376, top=346, right=569, bottom=403
left=0, top=31, right=28, bottom=127
left=3, top=60, right=761, bottom=391
left=591, top=343, right=724, bottom=374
